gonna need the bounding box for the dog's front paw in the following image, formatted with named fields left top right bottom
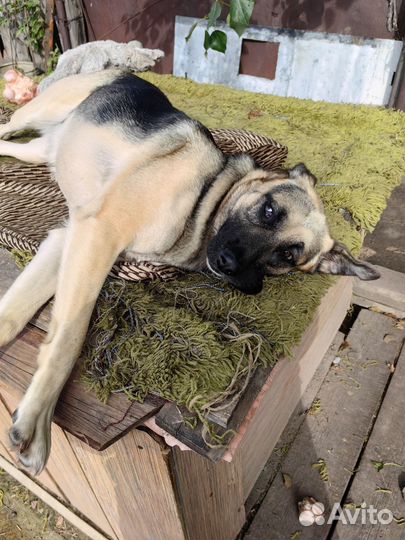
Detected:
left=9, top=407, right=52, bottom=475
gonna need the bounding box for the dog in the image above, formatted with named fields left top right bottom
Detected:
left=0, top=69, right=379, bottom=474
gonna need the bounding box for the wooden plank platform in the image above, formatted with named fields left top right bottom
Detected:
left=0, top=246, right=352, bottom=539
left=353, top=264, right=405, bottom=317
left=244, top=308, right=405, bottom=540
left=236, top=277, right=353, bottom=499
left=332, top=343, right=405, bottom=539
left=245, top=331, right=345, bottom=515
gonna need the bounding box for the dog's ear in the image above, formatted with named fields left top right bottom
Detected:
left=289, top=163, right=317, bottom=186
left=315, top=241, right=380, bottom=280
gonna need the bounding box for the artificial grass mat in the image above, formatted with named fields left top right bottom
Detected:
left=2, top=74, right=405, bottom=432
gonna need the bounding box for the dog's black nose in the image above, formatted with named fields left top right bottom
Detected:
left=216, top=248, right=238, bottom=275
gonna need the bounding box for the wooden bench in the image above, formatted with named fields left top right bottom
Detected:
left=0, top=249, right=352, bottom=540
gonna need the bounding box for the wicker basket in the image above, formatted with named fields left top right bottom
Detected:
left=0, top=112, right=287, bottom=282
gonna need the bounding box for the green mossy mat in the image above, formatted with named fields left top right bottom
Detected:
left=2, top=74, right=405, bottom=428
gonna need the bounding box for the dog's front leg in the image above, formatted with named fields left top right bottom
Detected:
left=9, top=216, right=124, bottom=474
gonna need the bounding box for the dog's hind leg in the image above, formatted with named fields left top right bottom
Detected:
left=0, top=137, right=49, bottom=163
left=0, top=70, right=120, bottom=140
left=9, top=215, right=125, bottom=474
left=0, top=228, right=66, bottom=348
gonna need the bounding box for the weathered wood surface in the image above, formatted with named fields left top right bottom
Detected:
left=353, top=266, right=405, bottom=317
left=0, top=323, right=164, bottom=449
left=245, top=331, right=345, bottom=515
left=243, top=309, right=405, bottom=540
left=68, top=429, right=185, bottom=540
left=171, top=447, right=245, bottom=540
left=155, top=403, right=226, bottom=462
left=236, top=277, right=353, bottom=499
left=332, top=342, right=405, bottom=539
left=63, top=0, right=87, bottom=48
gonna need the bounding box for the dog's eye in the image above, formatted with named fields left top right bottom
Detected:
left=264, top=203, right=274, bottom=220
left=284, top=250, right=294, bottom=262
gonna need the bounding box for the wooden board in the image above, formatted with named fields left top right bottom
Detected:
left=244, top=308, right=405, bottom=540
left=0, top=377, right=186, bottom=540
left=332, top=343, right=405, bottom=539
left=236, top=277, right=353, bottom=499
left=0, top=323, right=164, bottom=449
left=171, top=447, right=245, bottom=540
left=245, top=331, right=345, bottom=515
left=353, top=266, right=405, bottom=317
left=67, top=429, right=185, bottom=540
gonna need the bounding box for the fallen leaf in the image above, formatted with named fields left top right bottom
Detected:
left=30, top=499, right=38, bottom=510
left=383, top=334, right=397, bottom=343
left=282, top=472, right=293, bottom=488
left=395, top=320, right=404, bottom=330
left=56, top=515, right=65, bottom=528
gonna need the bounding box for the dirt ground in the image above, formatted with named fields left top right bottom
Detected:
left=0, top=466, right=88, bottom=540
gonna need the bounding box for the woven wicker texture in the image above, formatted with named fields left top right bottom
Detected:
left=0, top=117, right=287, bottom=282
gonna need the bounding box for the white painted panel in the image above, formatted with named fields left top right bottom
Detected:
left=174, top=16, right=402, bottom=105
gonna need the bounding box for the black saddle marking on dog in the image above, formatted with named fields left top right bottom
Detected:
left=77, top=72, right=197, bottom=135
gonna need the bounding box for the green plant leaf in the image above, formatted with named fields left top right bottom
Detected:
left=207, top=1, right=222, bottom=28
left=204, top=29, right=227, bottom=54
left=203, top=30, right=211, bottom=52
left=229, top=0, right=255, bottom=36
left=209, top=30, right=227, bottom=52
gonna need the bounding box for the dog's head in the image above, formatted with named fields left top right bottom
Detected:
left=207, top=163, right=379, bottom=294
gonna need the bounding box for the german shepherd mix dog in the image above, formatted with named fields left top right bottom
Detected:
left=0, top=70, right=379, bottom=473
